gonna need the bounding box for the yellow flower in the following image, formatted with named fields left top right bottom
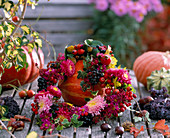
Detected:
left=108, top=56, right=118, bottom=69
left=113, top=77, right=121, bottom=88
left=105, top=45, right=112, bottom=55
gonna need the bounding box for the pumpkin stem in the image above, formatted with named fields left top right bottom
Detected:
left=158, top=79, right=162, bottom=90
left=164, top=51, right=170, bottom=58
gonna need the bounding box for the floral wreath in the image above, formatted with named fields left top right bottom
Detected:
left=31, top=39, right=137, bottom=134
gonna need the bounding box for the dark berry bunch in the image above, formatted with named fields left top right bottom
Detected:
left=0, top=97, right=20, bottom=118
left=86, top=69, right=103, bottom=85
left=79, top=112, right=93, bottom=127
left=133, top=87, right=170, bottom=120
left=49, top=104, right=59, bottom=118
left=37, top=77, right=48, bottom=92
left=150, top=87, right=169, bottom=99
left=144, top=98, right=170, bottom=120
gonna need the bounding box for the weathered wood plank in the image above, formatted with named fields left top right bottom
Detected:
left=13, top=0, right=89, bottom=4
left=91, top=121, right=105, bottom=138
left=107, top=119, right=121, bottom=138
left=61, top=127, right=74, bottom=138
left=1, top=88, right=15, bottom=97
left=41, top=33, right=90, bottom=46
left=25, top=5, right=93, bottom=18
left=75, top=126, right=90, bottom=138
left=23, top=20, right=93, bottom=33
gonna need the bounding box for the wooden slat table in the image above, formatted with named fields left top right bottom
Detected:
left=0, top=71, right=169, bottom=138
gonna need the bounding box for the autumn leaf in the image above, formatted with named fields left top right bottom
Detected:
left=163, top=131, right=170, bottom=136
left=153, top=119, right=169, bottom=134
left=130, top=126, right=144, bottom=138
left=14, top=115, right=31, bottom=122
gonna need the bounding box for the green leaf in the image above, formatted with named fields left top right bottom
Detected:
left=145, top=112, right=151, bottom=122
left=133, top=116, right=142, bottom=123
left=66, top=53, right=74, bottom=59
left=71, top=114, right=83, bottom=128
left=35, top=39, right=42, bottom=48
left=8, top=127, right=12, bottom=131
left=3, top=1, right=14, bottom=11
left=90, top=90, right=99, bottom=96
left=62, top=119, right=71, bottom=128
left=92, top=48, right=100, bottom=56
left=54, top=118, right=60, bottom=124
left=56, top=125, right=63, bottom=131
left=85, top=97, right=92, bottom=102
left=84, top=39, right=93, bottom=46
left=71, top=114, right=79, bottom=122
left=5, top=62, right=12, bottom=69
left=21, top=25, right=31, bottom=35
left=77, top=70, right=87, bottom=79
left=0, top=84, right=2, bottom=95
left=1, top=117, right=10, bottom=121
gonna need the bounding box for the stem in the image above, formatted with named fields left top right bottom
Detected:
left=10, top=0, right=28, bottom=37
left=134, top=99, right=148, bottom=123
left=0, top=119, right=16, bottom=138
left=28, top=26, right=56, bottom=61
left=39, top=133, right=68, bottom=138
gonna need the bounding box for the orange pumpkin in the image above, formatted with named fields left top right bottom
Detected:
left=0, top=47, right=44, bottom=88
left=133, top=51, right=170, bottom=87
left=59, top=60, right=104, bottom=106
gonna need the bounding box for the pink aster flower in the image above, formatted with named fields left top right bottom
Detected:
left=95, top=0, right=109, bottom=11
left=47, top=85, right=62, bottom=98
left=60, top=59, right=75, bottom=77
left=34, top=90, right=51, bottom=102
left=110, top=1, right=128, bottom=16
left=151, top=0, right=164, bottom=13
left=86, top=95, right=106, bottom=116
left=37, top=94, right=53, bottom=114
left=40, top=119, right=53, bottom=130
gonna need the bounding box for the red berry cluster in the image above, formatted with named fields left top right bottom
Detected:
left=31, top=103, right=38, bottom=115
left=72, top=44, right=85, bottom=55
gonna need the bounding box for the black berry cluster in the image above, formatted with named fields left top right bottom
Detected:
left=149, top=87, right=169, bottom=99
left=37, top=77, right=48, bottom=92
left=144, top=98, right=170, bottom=120
left=79, top=113, right=93, bottom=127
left=86, top=69, right=103, bottom=85
left=49, top=104, right=59, bottom=118
left=133, top=87, right=170, bottom=120
left=0, top=96, right=20, bottom=118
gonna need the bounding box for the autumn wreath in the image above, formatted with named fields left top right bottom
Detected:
left=31, top=39, right=136, bottom=133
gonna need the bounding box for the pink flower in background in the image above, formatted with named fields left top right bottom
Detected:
left=139, top=0, right=152, bottom=12
left=151, top=0, right=164, bottom=13
left=88, top=0, right=164, bottom=22
left=110, top=1, right=128, bottom=16
left=128, top=2, right=147, bottom=22
left=86, top=95, right=106, bottom=116
left=95, top=0, right=108, bottom=11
